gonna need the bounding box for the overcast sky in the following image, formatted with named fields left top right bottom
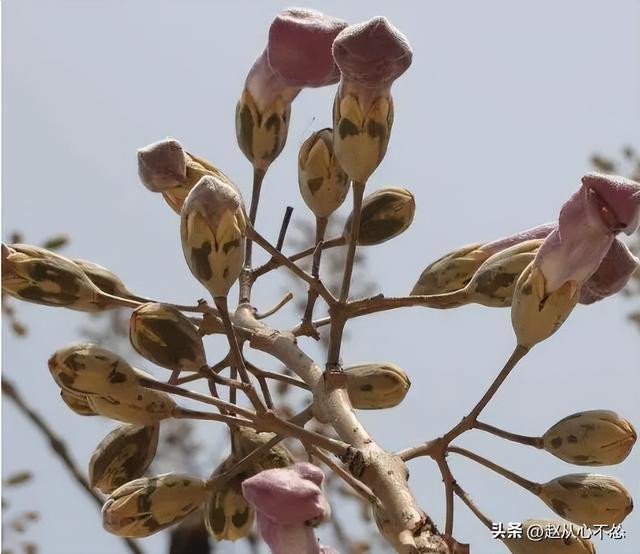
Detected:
left=3, top=1, right=640, bottom=553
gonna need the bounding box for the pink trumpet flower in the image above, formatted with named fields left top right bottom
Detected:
left=242, top=463, right=336, bottom=554
left=535, top=173, right=640, bottom=293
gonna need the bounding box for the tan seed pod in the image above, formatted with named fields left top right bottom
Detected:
left=344, top=187, right=415, bottom=246
left=511, top=262, right=579, bottom=347
left=502, top=519, right=595, bottom=554
left=411, top=243, right=486, bottom=296
left=231, top=427, right=295, bottom=471
left=538, top=473, right=633, bottom=527
left=236, top=88, right=290, bottom=170
left=203, top=459, right=255, bottom=541
left=73, top=259, right=142, bottom=302
left=332, top=90, right=393, bottom=183
left=89, top=424, right=160, bottom=494
left=181, top=175, right=248, bottom=298
left=88, top=379, right=176, bottom=426
left=345, top=362, right=411, bottom=410
left=298, top=128, right=350, bottom=218
left=465, top=240, right=543, bottom=307
left=2, top=244, right=110, bottom=311
left=543, top=410, right=637, bottom=466
left=48, top=343, right=140, bottom=398
left=59, top=389, right=98, bottom=416
left=102, top=473, right=208, bottom=538
left=129, top=303, right=206, bottom=371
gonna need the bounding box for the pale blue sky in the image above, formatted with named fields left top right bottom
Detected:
left=3, top=1, right=639, bottom=553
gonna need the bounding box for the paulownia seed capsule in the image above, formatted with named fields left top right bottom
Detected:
left=89, top=424, right=160, bottom=494
left=344, top=362, right=410, bottom=410
left=73, top=259, right=142, bottom=302
left=3, top=244, right=110, bottom=311
left=344, top=187, right=415, bottom=246
left=298, top=128, right=350, bottom=218
left=203, top=458, right=255, bottom=541
left=102, top=473, right=209, bottom=538
left=59, top=389, right=97, bottom=416
left=129, top=303, right=206, bottom=371
left=231, top=427, right=295, bottom=471
left=542, top=410, right=637, bottom=466
left=538, top=473, right=633, bottom=527
left=502, top=519, right=595, bottom=554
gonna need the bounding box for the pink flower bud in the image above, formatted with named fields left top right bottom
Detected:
left=580, top=239, right=639, bottom=304
left=137, top=138, right=186, bottom=192
left=332, top=17, right=412, bottom=89
left=242, top=463, right=334, bottom=554
left=268, top=9, right=347, bottom=88
left=581, top=173, right=640, bottom=235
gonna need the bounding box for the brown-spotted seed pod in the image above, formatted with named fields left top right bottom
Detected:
left=543, top=411, right=637, bottom=466
left=332, top=89, right=394, bottom=183
left=60, top=389, right=98, bottom=416
left=465, top=240, right=543, bottom=307
left=511, top=262, right=579, bottom=347
left=345, top=362, right=410, bottom=410
left=539, top=473, right=633, bottom=527
left=502, top=519, right=595, bottom=554
left=411, top=243, right=485, bottom=296
left=48, top=343, right=140, bottom=398
left=298, top=128, right=350, bottom=218
left=2, top=244, right=111, bottom=311
left=180, top=175, right=248, bottom=298
left=236, top=88, right=291, bottom=171
left=89, top=424, right=160, bottom=494
left=88, top=372, right=176, bottom=426
left=203, top=458, right=255, bottom=541
left=73, top=259, right=143, bottom=302
left=344, top=187, right=415, bottom=246
left=231, top=427, right=295, bottom=471
left=129, top=303, right=206, bottom=371
left=102, top=473, right=208, bottom=538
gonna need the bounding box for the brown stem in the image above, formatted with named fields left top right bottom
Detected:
left=474, top=421, right=543, bottom=448
left=239, top=167, right=266, bottom=304
left=275, top=206, right=294, bottom=251
left=246, top=362, right=311, bottom=391
left=340, top=181, right=365, bottom=302
left=248, top=227, right=336, bottom=305
left=300, top=217, right=328, bottom=338
left=436, top=455, right=455, bottom=538
left=447, top=446, right=541, bottom=494
left=453, top=483, right=493, bottom=530
left=2, top=377, right=144, bottom=554
left=346, top=290, right=470, bottom=319
left=252, top=236, right=346, bottom=280
left=214, top=295, right=266, bottom=413
left=255, top=292, right=294, bottom=320
left=173, top=407, right=254, bottom=428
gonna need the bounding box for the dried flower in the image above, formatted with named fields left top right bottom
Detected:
left=345, top=362, right=411, bottom=410
left=579, top=239, right=639, bottom=304
left=237, top=9, right=347, bottom=170
left=2, top=244, right=111, bottom=311
left=129, top=303, right=206, bottom=371
left=411, top=224, right=555, bottom=295
left=502, top=519, right=595, bottom=553
left=180, top=175, right=247, bottom=298
left=332, top=17, right=412, bottom=182
left=539, top=473, right=633, bottom=527
left=242, top=463, right=332, bottom=554
left=298, top=128, right=350, bottom=218
left=59, top=389, right=97, bottom=416
left=89, top=424, right=160, bottom=494
left=102, top=473, right=208, bottom=537
left=137, top=138, right=231, bottom=213
left=542, top=410, right=637, bottom=466
left=344, top=187, right=415, bottom=245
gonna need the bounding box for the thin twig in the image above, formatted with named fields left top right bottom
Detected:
left=2, top=377, right=144, bottom=554
left=474, top=421, right=543, bottom=448
left=300, top=217, right=328, bottom=339
left=435, top=455, right=456, bottom=538
left=239, top=167, right=266, bottom=304
left=339, top=181, right=365, bottom=302
left=255, top=292, right=294, bottom=320
left=276, top=206, right=294, bottom=251
left=453, top=483, right=493, bottom=530
left=246, top=361, right=311, bottom=391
